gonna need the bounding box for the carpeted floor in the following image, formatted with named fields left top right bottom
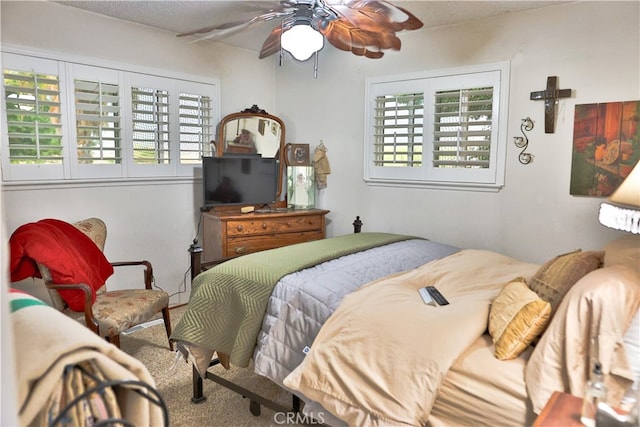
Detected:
left=119, top=305, right=302, bottom=427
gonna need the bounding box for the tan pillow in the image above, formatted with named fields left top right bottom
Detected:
left=529, top=250, right=604, bottom=313
left=489, top=277, right=552, bottom=360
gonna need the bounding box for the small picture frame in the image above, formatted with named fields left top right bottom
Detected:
left=287, top=166, right=315, bottom=209
left=285, top=143, right=311, bottom=166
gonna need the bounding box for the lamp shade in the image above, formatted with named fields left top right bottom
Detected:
left=281, top=22, right=324, bottom=61
left=599, top=161, right=640, bottom=234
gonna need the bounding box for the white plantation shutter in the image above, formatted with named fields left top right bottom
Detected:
left=432, top=86, right=493, bottom=169
left=179, top=92, right=212, bottom=164
left=75, top=79, right=121, bottom=164
left=373, top=92, right=423, bottom=168
left=365, top=63, right=508, bottom=190
left=4, top=70, right=63, bottom=164
left=1, top=54, right=69, bottom=181
left=131, top=86, right=170, bottom=165
left=2, top=51, right=218, bottom=182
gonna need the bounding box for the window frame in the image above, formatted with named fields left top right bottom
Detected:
left=363, top=62, right=510, bottom=191
left=68, top=63, right=124, bottom=180
left=1, top=46, right=219, bottom=185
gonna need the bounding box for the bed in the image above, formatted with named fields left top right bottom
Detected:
left=285, top=237, right=640, bottom=426
left=172, top=232, right=459, bottom=409
left=171, top=230, right=640, bottom=426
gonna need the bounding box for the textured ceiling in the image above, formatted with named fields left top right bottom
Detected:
left=55, top=1, right=567, bottom=51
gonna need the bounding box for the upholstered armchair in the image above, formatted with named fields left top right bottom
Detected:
left=27, top=218, right=172, bottom=350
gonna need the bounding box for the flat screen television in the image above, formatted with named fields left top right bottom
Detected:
left=202, top=156, right=278, bottom=208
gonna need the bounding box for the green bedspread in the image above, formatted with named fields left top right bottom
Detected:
left=171, top=232, right=415, bottom=367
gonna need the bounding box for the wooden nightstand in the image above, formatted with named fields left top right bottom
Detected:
left=533, top=391, right=583, bottom=426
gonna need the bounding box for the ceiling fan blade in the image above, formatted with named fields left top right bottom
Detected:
left=318, top=20, right=351, bottom=52
left=336, top=0, right=423, bottom=32
left=320, top=21, right=352, bottom=52
left=347, top=31, right=384, bottom=58
left=393, top=5, right=424, bottom=30
left=320, top=19, right=392, bottom=59
left=350, top=26, right=400, bottom=51
left=177, top=20, right=255, bottom=38
left=334, top=5, right=403, bottom=33
left=259, top=26, right=283, bottom=59
left=364, top=50, right=385, bottom=59
left=178, top=8, right=294, bottom=42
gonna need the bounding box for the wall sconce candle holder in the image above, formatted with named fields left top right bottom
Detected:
left=514, top=117, right=534, bottom=164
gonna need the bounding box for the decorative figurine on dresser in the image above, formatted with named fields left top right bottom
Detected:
left=285, top=143, right=315, bottom=209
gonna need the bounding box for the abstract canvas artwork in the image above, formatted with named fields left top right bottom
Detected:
left=570, top=100, right=640, bottom=196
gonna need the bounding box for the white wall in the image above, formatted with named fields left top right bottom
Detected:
left=274, top=1, right=639, bottom=264
left=1, top=1, right=278, bottom=306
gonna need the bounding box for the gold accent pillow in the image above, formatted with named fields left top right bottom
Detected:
left=489, top=277, right=552, bottom=360
left=529, top=250, right=604, bottom=313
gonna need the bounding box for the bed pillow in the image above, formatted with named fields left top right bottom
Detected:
left=525, top=265, right=640, bottom=413
left=529, top=250, right=604, bottom=314
left=489, top=277, right=552, bottom=360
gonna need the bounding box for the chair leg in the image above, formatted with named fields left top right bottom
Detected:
left=162, top=306, right=173, bottom=351
left=106, top=334, right=121, bottom=348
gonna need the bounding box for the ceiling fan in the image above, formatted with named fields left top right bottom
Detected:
left=177, top=0, right=423, bottom=62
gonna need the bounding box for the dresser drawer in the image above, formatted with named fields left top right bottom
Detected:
left=226, top=215, right=324, bottom=237
left=225, top=230, right=324, bottom=256
left=201, top=208, right=329, bottom=264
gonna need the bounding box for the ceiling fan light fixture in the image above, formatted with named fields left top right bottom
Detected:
left=281, top=22, right=324, bottom=61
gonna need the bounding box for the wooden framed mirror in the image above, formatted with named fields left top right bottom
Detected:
left=216, top=105, right=286, bottom=199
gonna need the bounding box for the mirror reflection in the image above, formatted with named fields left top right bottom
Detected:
left=216, top=105, right=286, bottom=199
left=218, top=107, right=283, bottom=158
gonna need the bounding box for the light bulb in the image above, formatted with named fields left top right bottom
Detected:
left=281, top=23, right=324, bottom=61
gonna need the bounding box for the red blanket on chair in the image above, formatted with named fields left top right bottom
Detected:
left=9, top=219, right=114, bottom=312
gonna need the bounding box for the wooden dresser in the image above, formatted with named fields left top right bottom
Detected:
left=201, top=208, right=330, bottom=263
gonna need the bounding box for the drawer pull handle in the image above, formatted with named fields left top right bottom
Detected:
left=236, top=225, right=244, bottom=232
left=262, top=223, right=267, bottom=230
left=235, top=246, right=246, bottom=254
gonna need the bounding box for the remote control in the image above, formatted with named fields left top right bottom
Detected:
left=418, top=287, right=435, bottom=306
left=426, top=286, right=449, bottom=306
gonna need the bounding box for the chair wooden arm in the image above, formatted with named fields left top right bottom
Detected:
left=44, top=281, right=100, bottom=334
left=110, top=260, right=153, bottom=289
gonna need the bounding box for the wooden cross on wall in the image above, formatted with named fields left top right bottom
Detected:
left=530, top=76, right=572, bottom=133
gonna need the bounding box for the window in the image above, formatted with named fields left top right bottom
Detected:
left=4, top=70, right=64, bottom=164
left=131, top=86, right=170, bottom=165
left=372, top=92, right=423, bottom=168
left=179, top=92, right=212, bottom=164
left=1, top=51, right=217, bottom=182
left=364, top=62, right=510, bottom=190
left=432, top=87, right=493, bottom=169
left=74, top=79, right=121, bottom=165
